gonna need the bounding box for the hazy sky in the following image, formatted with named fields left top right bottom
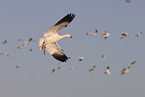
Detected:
left=0, top=0, right=145, bottom=97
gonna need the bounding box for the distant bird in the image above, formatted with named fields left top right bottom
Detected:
left=129, top=61, right=136, bottom=67
left=79, top=56, right=84, bottom=62
left=135, top=32, right=142, bottom=37
left=104, top=66, right=111, bottom=75
left=58, top=63, right=64, bottom=69
left=0, top=53, right=9, bottom=57
left=125, top=0, right=131, bottom=3
left=16, top=64, right=21, bottom=68
left=28, top=38, right=33, bottom=43
left=29, top=49, right=34, bottom=52
left=89, top=65, right=96, bottom=72
left=2, top=40, right=8, bottom=45
left=121, top=32, right=128, bottom=39
left=52, top=69, right=56, bottom=73
left=121, top=67, right=130, bottom=75
left=39, top=13, right=76, bottom=62
left=102, top=31, right=110, bottom=39
left=69, top=67, right=74, bottom=70
left=101, top=54, right=106, bottom=58
left=86, top=29, right=98, bottom=35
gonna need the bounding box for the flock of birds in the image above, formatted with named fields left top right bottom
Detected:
left=0, top=12, right=141, bottom=75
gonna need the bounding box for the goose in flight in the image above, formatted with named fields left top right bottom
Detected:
left=135, top=32, right=142, bottom=37
left=121, top=66, right=130, bottom=75
left=104, top=66, right=111, bottom=75
left=78, top=56, right=84, bottom=62
left=2, top=40, right=8, bottom=45
left=102, top=31, right=110, bottom=39
left=89, top=65, right=96, bottom=72
left=121, top=32, right=128, bottom=39
left=39, top=13, right=76, bottom=62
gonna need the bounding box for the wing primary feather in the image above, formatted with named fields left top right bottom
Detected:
left=52, top=52, right=69, bottom=62
left=54, top=13, right=76, bottom=26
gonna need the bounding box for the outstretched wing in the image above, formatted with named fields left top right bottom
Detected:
left=44, top=13, right=76, bottom=37
left=45, top=42, right=69, bottom=62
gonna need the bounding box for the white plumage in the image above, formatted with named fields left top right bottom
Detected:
left=39, top=13, right=76, bottom=62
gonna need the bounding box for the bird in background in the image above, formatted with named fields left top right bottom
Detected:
left=101, top=54, right=106, bottom=58
left=121, top=32, right=128, bottom=39
left=125, top=0, right=131, bottom=3
left=2, top=40, right=8, bottom=45
left=69, top=67, right=74, bottom=70
left=102, top=31, right=110, bottom=39
left=58, top=63, right=64, bottom=69
left=121, top=66, right=130, bottom=75
left=16, top=64, right=21, bottom=68
left=135, top=32, right=142, bottom=37
left=104, top=66, right=111, bottom=75
left=39, top=13, right=76, bottom=62
left=29, top=49, right=34, bottom=52
left=0, top=53, right=10, bottom=57
left=129, top=61, right=136, bottom=68
left=79, top=56, right=84, bottom=62
left=86, top=29, right=98, bottom=35
left=52, top=69, right=56, bottom=73
left=89, top=65, right=96, bottom=72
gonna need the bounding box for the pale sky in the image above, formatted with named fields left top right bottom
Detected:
left=0, top=0, right=145, bottom=97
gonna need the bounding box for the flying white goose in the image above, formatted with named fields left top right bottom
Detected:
left=39, top=13, right=76, bottom=62
left=0, top=53, right=10, bottom=57
left=135, top=32, right=142, bottom=37
left=104, top=66, right=111, bottom=75
left=16, top=64, right=21, bottom=68
left=129, top=61, right=136, bottom=67
left=79, top=56, right=84, bottom=62
left=102, top=31, right=110, bottom=39
left=121, top=32, right=128, bottom=39
left=2, top=40, right=8, bottom=45
left=121, top=66, right=130, bottom=75
left=58, top=63, right=64, bottom=69
left=86, top=29, right=98, bottom=35
left=89, top=65, right=96, bottom=72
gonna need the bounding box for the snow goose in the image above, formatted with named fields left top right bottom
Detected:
left=135, top=32, right=142, bottom=37
left=89, top=65, right=96, bottom=72
left=121, top=66, right=130, bottom=75
left=86, top=29, right=98, bottom=35
left=129, top=61, right=136, bottom=67
left=16, top=64, right=21, bottom=68
left=79, top=56, right=84, bottom=62
left=101, top=54, right=106, bottom=58
left=121, top=32, right=128, bottom=39
left=0, top=53, right=10, bottom=57
left=58, top=63, right=64, bottom=69
left=2, top=40, right=8, bottom=45
left=39, top=13, right=76, bottom=62
left=102, top=31, right=110, bottom=39
left=104, top=66, right=111, bottom=75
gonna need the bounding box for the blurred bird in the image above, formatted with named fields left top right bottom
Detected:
left=69, top=67, right=74, bottom=70
left=89, top=65, right=96, bottom=72
left=29, top=49, right=34, bottom=52
left=86, top=29, right=98, bottom=35
left=58, top=63, right=64, bottom=69
left=0, top=53, right=10, bottom=57
left=102, top=31, right=110, bottom=39
left=79, top=56, right=84, bottom=62
left=104, top=66, right=111, bottom=75
left=39, top=13, right=75, bottom=62
left=121, top=66, right=130, bottom=75
left=101, top=54, right=106, bottom=58
left=52, top=69, right=56, bottom=73
left=2, top=40, right=8, bottom=45
left=135, top=32, right=142, bottom=37
left=16, top=64, right=21, bottom=68
left=121, top=32, right=128, bottom=39
left=129, top=61, right=136, bottom=67
left=125, top=0, right=131, bottom=3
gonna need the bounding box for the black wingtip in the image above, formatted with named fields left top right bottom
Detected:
left=55, top=13, right=76, bottom=26
left=52, top=52, right=69, bottom=62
